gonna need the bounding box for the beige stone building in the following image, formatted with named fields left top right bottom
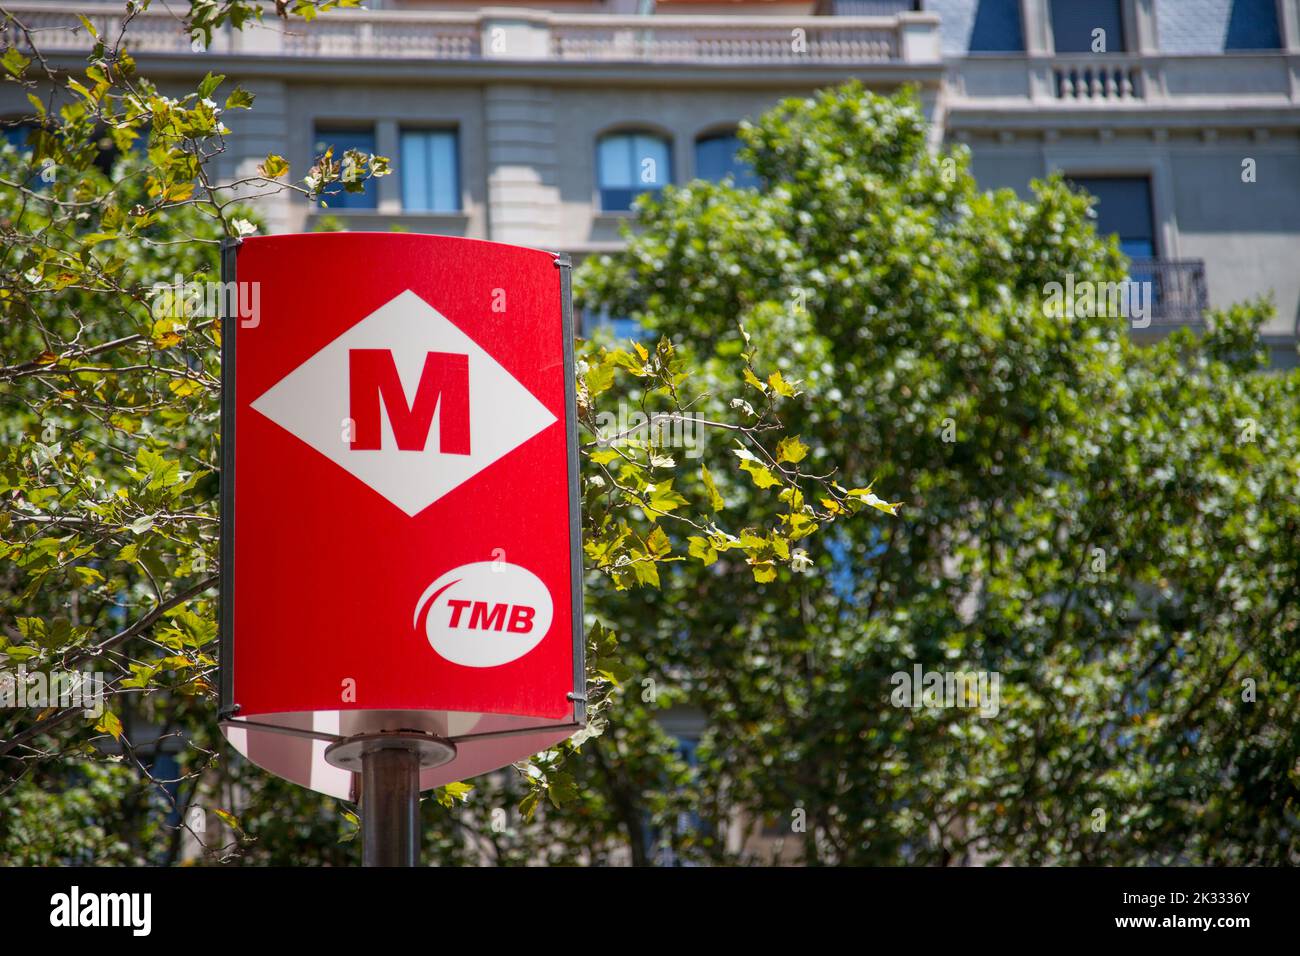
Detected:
left=10, top=0, right=1296, bottom=360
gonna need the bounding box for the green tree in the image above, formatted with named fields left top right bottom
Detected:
left=575, top=82, right=1300, bottom=865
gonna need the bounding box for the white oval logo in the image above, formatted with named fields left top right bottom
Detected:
left=413, top=561, right=554, bottom=668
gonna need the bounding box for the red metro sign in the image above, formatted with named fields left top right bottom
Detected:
left=218, top=233, right=584, bottom=799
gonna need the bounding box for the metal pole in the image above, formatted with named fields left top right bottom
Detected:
left=361, top=745, right=420, bottom=867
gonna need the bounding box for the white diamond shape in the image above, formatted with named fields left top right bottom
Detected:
left=250, top=290, right=558, bottom=516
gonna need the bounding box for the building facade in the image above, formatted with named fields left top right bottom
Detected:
left=8, top=0, right=1298, bottom=361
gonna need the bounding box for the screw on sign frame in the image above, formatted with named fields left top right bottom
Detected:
left=217, top=234, right=584, bottom=861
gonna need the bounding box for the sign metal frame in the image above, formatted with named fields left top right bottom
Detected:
left=217, top=235, right=585, bottom=751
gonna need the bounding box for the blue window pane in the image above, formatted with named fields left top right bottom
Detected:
left=694, top=133, right=758, bottom=188
left=1050, top=0, right=1126, bottom=52
left=582, top=309, right=644, bottom=341
left=2, top=124, right=32, bottom=151
left=598, top=132, right=670, bottom=211
left=1068, top=176, right=1155, bottom=254
left=968, top=0, right=1026, bottom=52
left=1225, top=0, right=1282, bottom=50
left=598, top=135, right=634, bottom=188
left=313, top=126, right=377, bottom=210
left=2, top=124, right=48, bottom=190
left=401, top=129, right=459, bottom=212
left=1120, top=239, right=1154, bottom=260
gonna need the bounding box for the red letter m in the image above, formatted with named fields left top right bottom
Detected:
left=349, top=350, right=470, bottom=453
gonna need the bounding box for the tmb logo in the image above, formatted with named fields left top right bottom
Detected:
left=250, top=290, right=556, bottom=516
left=414, top=561, right=554, bottom=667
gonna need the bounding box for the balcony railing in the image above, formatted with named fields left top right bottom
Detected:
left=1129, top=258, right=1208, bottom=327
left=2, top=3, right=939, bottom=65
left=550, top=20, right=897, bottom=64
left=949, top=51, right=1298, bottom=110
left=1053, top=59, right=1144, bottom=101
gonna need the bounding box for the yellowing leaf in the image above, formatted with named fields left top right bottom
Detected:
left=164, top=182, right=194, bottom=203
left=645, top=525, right=672, bottom=558
left=74, top=566, right=104, bottom=585
left=630, top=558, right=660, bottom=588
left=2, top=47, right=30, bottom=78
left=768, top=370, right=797, bottom=397
left=700, top=465, right=724, bottom=512
left=740, top=459, right=781, bottom=490
left=847, top=487, right=903, bottom=516
left=776, top=436, right=809, bottom=465
left=646, top=481, right=688, bottom=517
left=258, top=153, right=289, bottom=179
left=585, top=360, right=615, bottom=397
left=441, top=781, right=474, bottom=802
left=96, top=710, right=123, bottom=741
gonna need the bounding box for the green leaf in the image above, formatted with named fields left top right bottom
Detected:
left=519, top=790, right=540, bottom=822
left=646, top=481, right=688, bottom=517
left=547, top=772, right=579, bottom=809
left=688, top=536, right=718, bottom=566
left=740, top=459, right=782, bottom=490
left=630, top=557, right=661, bottom=588
left=2, top=47, right=31, bottom=78
left=224, top=86, right=255, bottom=110
left=197, top=71, right=226, bottom=100
left=73, top=566, right=104, bottom=585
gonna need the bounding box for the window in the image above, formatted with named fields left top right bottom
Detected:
left=1069, top=176, right=1156, bottom=260
left=400, top=129, right=459, bottom=213
left=597, top=131, right=670, bottom=212
left=582, top=308, right=643, bottom=341
left=1224, top=0, right=1282, bottom=50
left=312, top=125, right=377, bottom=210
left=825, top=1, right=919, bottom=13
left=1155, top=0, right=1282, bottom=52
left=1050, top=0, right=1126, bottom=53
left=694, top=132, right=759, bottom=188
left=1, top=122, right=33, bottom=153
left=2, top=122, right=48, bottom=189
left=968, top=0, right=1026, bottom=52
